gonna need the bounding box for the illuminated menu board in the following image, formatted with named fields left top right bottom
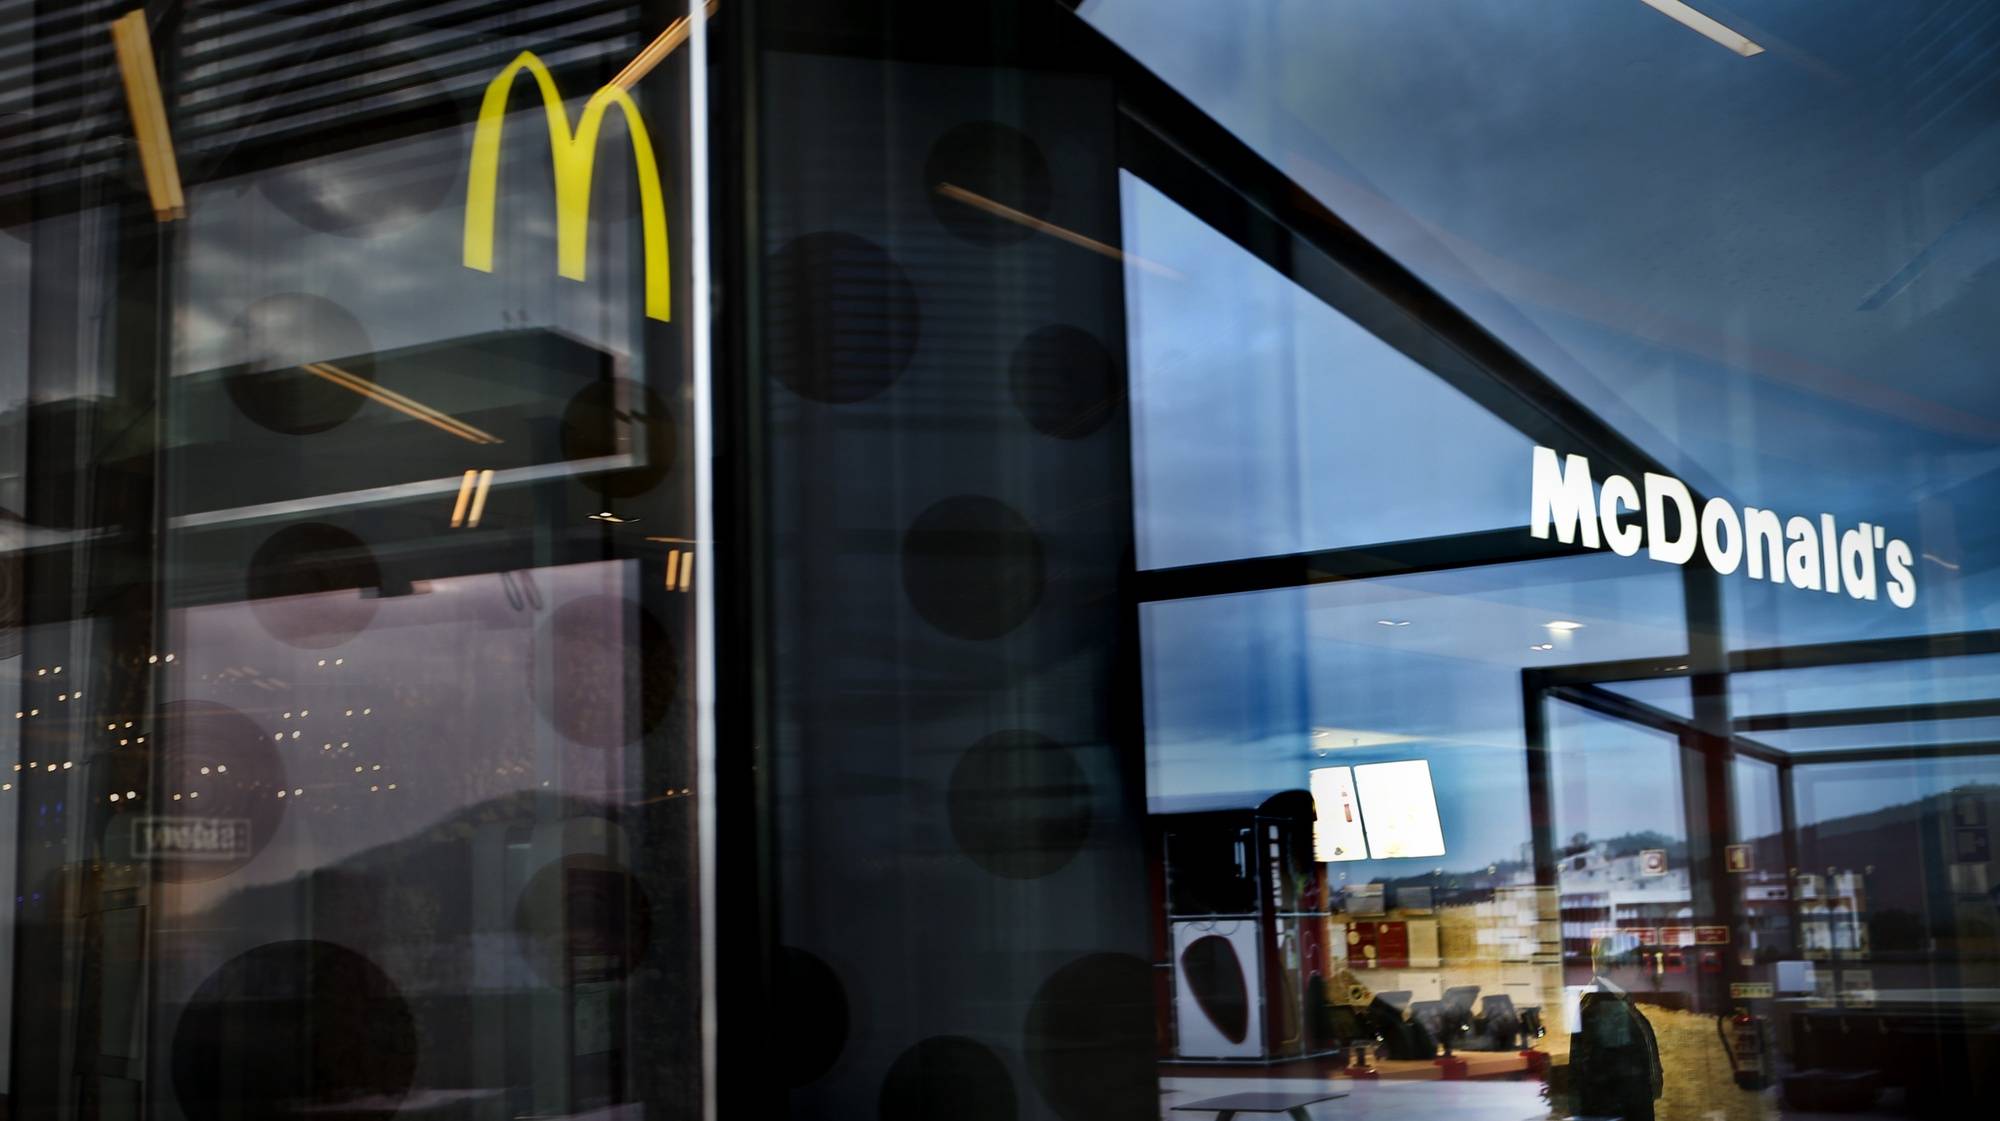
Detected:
left=1310, top=766, right=1368, bottom=862
left=1354, top=760, right=1446, bottom=859
left=1311, top=759, right=1447, bottom=861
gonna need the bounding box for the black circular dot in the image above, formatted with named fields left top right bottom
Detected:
left=947, top=731, right=1091, bottom=879
left=925, top=122, right=1054, bottom=247
left=768, top=232, right=921, bottom=404
left=559, top=378, right=676, bottom=498
left=1009, top=325, right=1119, bottom=439
left=901, top=496, right=1045, bottom=640
left=225, top=294, right=376, bottom=435
left=879, top=1036, right=1016, bottom=1121
left=1023, top=954, right=1155, bottom=1121
left=246, top=522, right=381, bottom=649
left=173, top=941, right=417, bottom=1121
left=103, top=701, right=286, bottom=883
left=533, top=594, right=679, bottom=748
left=779, top=947, right=850, bottom=1087
left=515, top=851, right=654, bottom=984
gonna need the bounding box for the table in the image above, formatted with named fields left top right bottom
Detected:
left=1171, top=1089, right=1349, bottom=1120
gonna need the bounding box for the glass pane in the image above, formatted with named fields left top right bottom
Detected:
left=17, top=2, right=2000, bottom=1120
left=1124, top=173, right=1535, bottom=569
left=1730, top=654, right=2000, bottom=718
left=1143, top=551, right=1689, bottom=1071
left=3, top=5, right=706, bottom=1119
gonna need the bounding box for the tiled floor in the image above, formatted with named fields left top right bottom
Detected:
left=1159, top=1076, right=1547, bottom=1121
left=1158, top=1077, right=1916, bottom=1121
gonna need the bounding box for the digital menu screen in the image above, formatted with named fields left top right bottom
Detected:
left=1310, top=766, right=1368, bottom=862
left=1352, top=760, right=1447, bottom=859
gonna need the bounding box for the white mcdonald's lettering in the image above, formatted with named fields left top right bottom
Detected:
left=463, top=51, right=671, bottom=322
left=1529, top=446, right=1916, bottom=609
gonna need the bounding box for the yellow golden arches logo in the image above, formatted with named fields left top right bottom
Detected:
left=462, top=51, right=671, bottom=322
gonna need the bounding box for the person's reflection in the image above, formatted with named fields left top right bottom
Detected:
left=1570, top=935, right=1663, bottom=1121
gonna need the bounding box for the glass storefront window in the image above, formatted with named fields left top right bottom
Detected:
left=5, top=3, right=710, bottom=1119
left=6, top=2, right=2000, bottom=1120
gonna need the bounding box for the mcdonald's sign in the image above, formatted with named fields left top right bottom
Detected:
left=463, top=51, right=671, bottom=321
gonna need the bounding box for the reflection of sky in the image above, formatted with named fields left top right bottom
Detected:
left=174, top=101, right=657, bottom=380
left=1549, top=701, right=1685, bottom=843
left=1124, top=173, right=1530, bottom=569
left=1733, top=757, right=1783, bottom=843
left=1145, top=552, right=1688, bottom=871
left=1087, top=0, right=2000, bottom=481
left=1728, top=653, right=2000, bottom=717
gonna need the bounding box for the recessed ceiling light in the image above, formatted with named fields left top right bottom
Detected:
left=1544, top=620, right=1584, bottom=632
left=1639, top=0, right=1763, bottom=57
left=1375, top=619, right=1412, bottom=627
left=1530, top=643, right=1555, bottom=651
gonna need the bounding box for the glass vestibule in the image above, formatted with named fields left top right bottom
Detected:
left=1115, top=21, right=2000, bottom=1113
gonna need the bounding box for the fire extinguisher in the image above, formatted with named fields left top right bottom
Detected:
left=1718, top=1008, right=1772, bottom=1090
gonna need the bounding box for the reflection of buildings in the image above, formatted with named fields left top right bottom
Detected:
left=1553, top=843, right=1692, bottom=951
left=1541, top=786, right=2000, bottom=1000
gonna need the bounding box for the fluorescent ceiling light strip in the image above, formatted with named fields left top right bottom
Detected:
left=108, top=10, right=187, bottom=220
left=300, top=362, right=502, bottom=445
left=304, top=362, right=499, bottom=444
left=610, top=0, right=718, bottom=90
left=1639, top=0, right=1764, bottom=57
left=466, top=469, right=495, bottom=528
left=108, top=24, right=166, bottom=211
left=935, top=182, right=1187, bottom=279
left=448, top=469, right=477, bottom=528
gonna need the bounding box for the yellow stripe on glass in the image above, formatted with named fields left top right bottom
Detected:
left=463, top=51, right=671, bottom=321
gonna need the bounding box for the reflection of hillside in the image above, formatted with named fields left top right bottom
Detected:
left=1352, top=787, right=1999, bottom=912
left=1800, top=783, right=1998, bottom=841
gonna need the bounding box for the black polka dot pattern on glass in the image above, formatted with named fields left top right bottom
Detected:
left=947, top=730, right=1092, bottom=879
left=1023, top=953, right=1155, bottom=1121
left=172, top=940, right=417, bottom=1121
left=768, top=232, right=921, bottom=404
left=1009, top=324, right=1119, bottom=439
left=900, top=496, right=1045, bottom=640
left=225, top=294, right=377, bottom=436
left=878, top=1035, right=1016, bottom=1121
left=246, top=522, right=381, bottom=649
left=925, top=121, right=1054, bottom=247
